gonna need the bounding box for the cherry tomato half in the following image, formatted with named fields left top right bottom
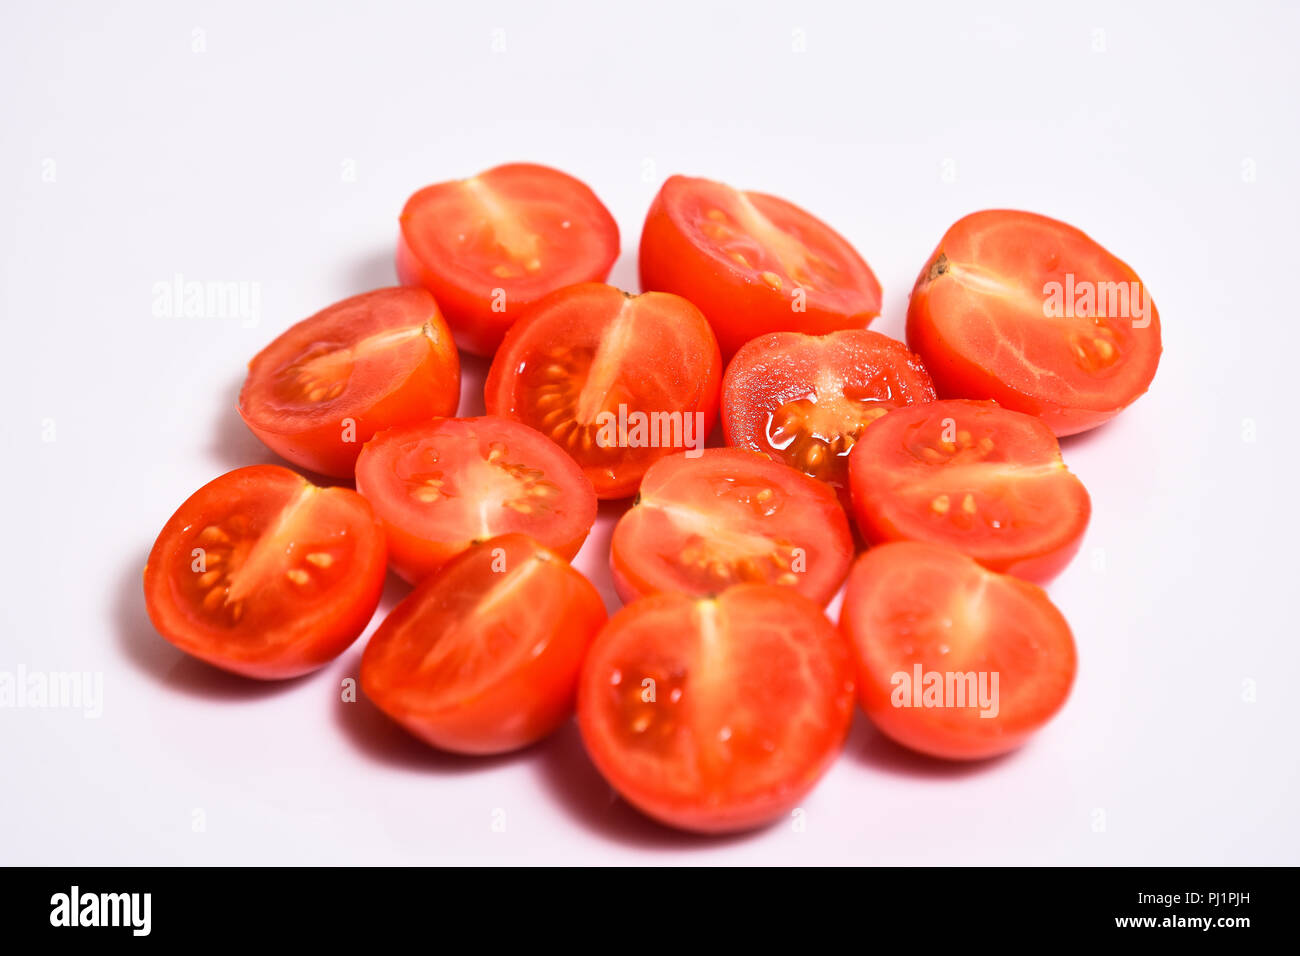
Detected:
left=484, top=282, right=721, bottom=499
left=722, top=329, right=936, bottom=505
left=361, top=535, right=608, bottom=755
left=610, top=448, right=853, bottom=606
left=840, top=541, right=1077, bottom=760
left=238, top=287, right=460, bottom=478
left=639, top=174, right=882, bottom=358
left=354, top=416, right=598, bottom=583
left=907, top=209, right=1162, bottom=436
left=847, top=399, right=1090, bottom=582
left=143, top=465, right=387, bottom=680
left=578, top=585, right=855, bottom=833
left=397, top=163, right=620, bottom=356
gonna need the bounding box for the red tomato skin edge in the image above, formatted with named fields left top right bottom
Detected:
left=142, top=485, right=388, bottom=681
left=841, top=568, right=1076, bottom=761
left=361, top=543, right=608, bottom=755
left=906, top=249, right=1162, bottom=438
left=638, top=187, right=881, bottom=360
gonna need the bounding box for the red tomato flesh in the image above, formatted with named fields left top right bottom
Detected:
left=840, top=541, right=1077, bottom=760
left=722, top=329, right=936, bottom=505
left=907, top=210, right=1161, bottom=436
left=361, top=535, right=608, bottom=755
left=610, top=448, right=853, bottom=606
left=578, top=585, right=855, bottom=833
left=485, top=282, right=721, bottom=499
left=639, top=174, right=882, bottom=358
left=397, top=163, right=619, bottom=356
left=143, top=465, right=387, bottom=680
left=354, top=416, right=598, bottom=583
left=238, top=287, right=460, bottom=478
left=848, top=400, right=1090, bottom=582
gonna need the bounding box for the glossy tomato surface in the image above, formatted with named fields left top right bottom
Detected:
left=639, top=174, right=882, bottom=358
left=722, top=329, right=935, bottom=505
left=361, top=534, right=607, bottom=755
left=143, top=465, right=387, bottom=680
left=840, top=541, right=1077, bottom=760
left=484, top=282, right=721, bottom=499
left=847, top=400, right=1090, bottom=582
left=907, top=209, right=1161, bottom=435
left=397, top=163, right=619, bottom=356
left=610, top=448, right=853, bottom=606
left=354, top=416, right=597, bottom=583
left=578, top=585, right=855, bottom=833
left=238, top=287, right=459, bottom=477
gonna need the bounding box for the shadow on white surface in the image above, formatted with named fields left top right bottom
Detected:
left=848, top=712, right=1020, bottom=779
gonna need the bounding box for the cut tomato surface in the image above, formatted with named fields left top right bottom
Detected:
left=907, top=209, right=1161, bottom=436
left=361, top=535, right=607, bottom=755
left=484, top=282, right=721, bottom=499
left=238, top=287, right=460, bottom=477
left=354, top=416, right=597, bottom=583
left=840, top=541, right=1077, bottom=760
left=722, top=329, right=935, bottom=505
left=578, top=586, right=855, bottom=833
left=847, top=399, right=1090, bottom=582
left=143, top=465, right=387, bottom=680
left=397, top=163, right=619, bottom=356
left=638, top=174, right=882, bottom=358
left=610, top=448, right=853, bottom=606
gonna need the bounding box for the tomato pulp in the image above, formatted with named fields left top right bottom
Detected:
left=485, top=282, right=721, bottom=499
left=848, top=400, right=1090, bottom=582
left=143, top=465, right=387, bottom=679
left=355, top=416, right=598, bottom=583
left=578, top=585, right=855, bottom=833
left=907, top=209, right=1161, bottom=435
left=840, top=541, right=1077, bottom=760
left=639, top=175, right=882, bottom=358
left=397, top=163, right=619, bottom=356
left=238, top=287, right=460, bottom=478
left=722, top=329, right=935, bottom=505
left=362, top=535, right=607, bottom=755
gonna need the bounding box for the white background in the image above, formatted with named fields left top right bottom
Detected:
left=2, top=0, right=1298, bottom=865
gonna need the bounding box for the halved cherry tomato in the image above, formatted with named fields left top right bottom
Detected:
left=610, top=448, right=853, bottom=606
left=847, top=399, right=1090, bottom=582
left=238, top=287, right=459, bottom=477
left=397, top=163, right=620, bottom=356
left=361, top=534, right=607, bottom=755
left=722, top=329, right=935, bottom=505
left=639, top=174, right=882, bottom=358
left=578, top=585, right=855, bottom=833
left=143, top=465, right=387, bottom=680
left=907, top=209, right=1161, bottom=436
left=484, top=283, right=721, bottom=499
left=840, top=541, right=1077, bottom=760
left=354, top=416, right=597, bottom=583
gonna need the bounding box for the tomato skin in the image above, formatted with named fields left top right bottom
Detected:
left=840, top=542, right=1077, bottom=760
left=354, top=416, right=598, bottom=584
left=847, top=399, right=1090, bottom=583
left=143, top=465, right=387, bottom=680
left=484, top=282, right=722, bottom=499
left=238, top=287, right=460, bottom=478
left=361, top=535, right=607, bottom=755
left=577, top=586, right=855, bottom=833
left=906, top=210, right=1161, bottom=436
left=397, top=163, right=620, bottom=356
left=610, top=448, right=854, bottom=607
left=639, top=175, right=882, bottom=359
left=721, top=329, right=936, bottom=505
